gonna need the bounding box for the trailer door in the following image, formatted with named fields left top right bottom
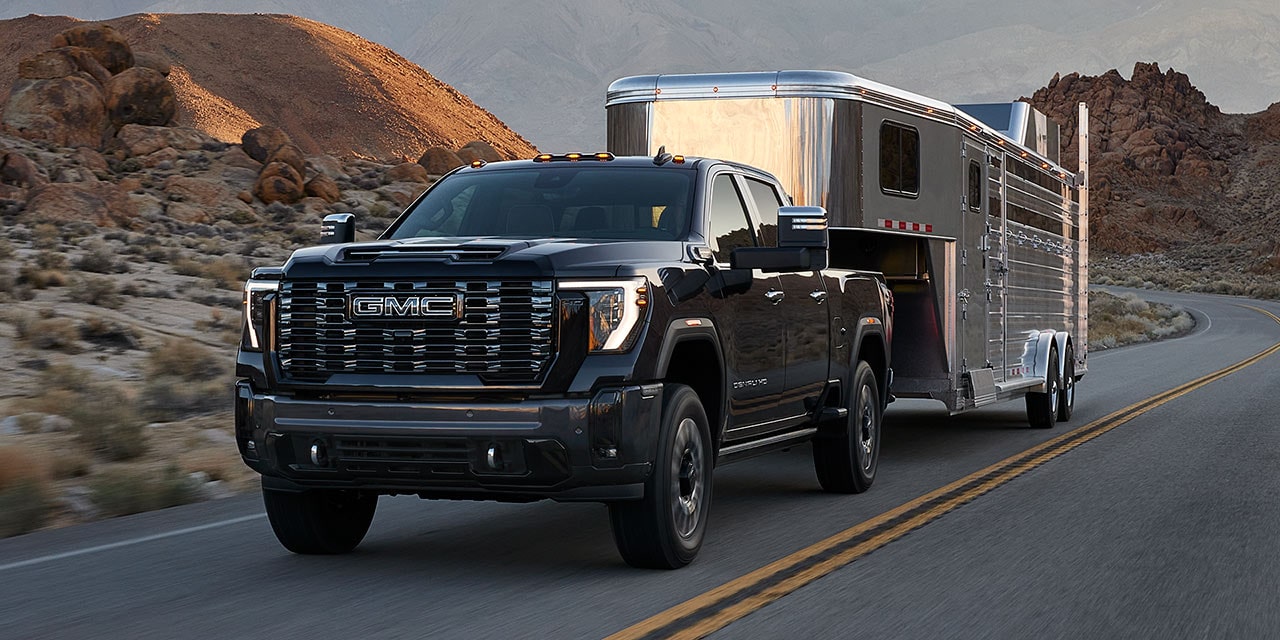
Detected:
left=985, top=151, right=1008, bottom=381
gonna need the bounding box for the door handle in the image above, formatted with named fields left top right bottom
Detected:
left=809, top=290, right=828, bottom=304
left=765, top=289, right=785, bottom=305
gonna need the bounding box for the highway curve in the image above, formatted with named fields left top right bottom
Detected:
left=2, top=288, right=1278, bottom=639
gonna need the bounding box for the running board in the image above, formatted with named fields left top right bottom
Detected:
left=718, top=428, right=819, bottom=464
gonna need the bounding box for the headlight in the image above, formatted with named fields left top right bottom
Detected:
left=559, top=278, right=649, bottom=352
left=242, top=278, right=279, bottom=351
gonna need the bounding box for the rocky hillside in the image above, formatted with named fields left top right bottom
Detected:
left=1027, top=62, right=1280, bottom=295
left=0, top=22, right=530, bottom=536
left=0, top=13, right=538, bottom=160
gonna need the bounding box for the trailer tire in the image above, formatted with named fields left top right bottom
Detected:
left=813, top=360, right=881, bottom=493
left=1057, top=344, right=1075, bottom=422
left=262, top=484, right=377, bottom=554
left=1025, top=346, right=1060, bottom=429
left=608, top=384, right=712, bottom=569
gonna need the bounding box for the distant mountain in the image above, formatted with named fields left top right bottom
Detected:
left=2, top=0, right=1276, bottom=150
left=0, top=12, right=537, bottom=160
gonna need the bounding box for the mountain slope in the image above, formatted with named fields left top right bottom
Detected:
left=0, top=12, right=537, bottom=160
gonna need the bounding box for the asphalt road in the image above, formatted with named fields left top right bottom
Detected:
left=2, top=288, right=1277, bottom=639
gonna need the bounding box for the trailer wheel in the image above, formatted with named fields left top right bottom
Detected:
left=262, top=483, right=377, bottom=554
left=1057, top=344, right=1075, bottom=422
left=608, top=384, right=712, bottom=569
left=1025, top=347, right=1060, bottom=429
left=813, top=360, right=881, bottom=493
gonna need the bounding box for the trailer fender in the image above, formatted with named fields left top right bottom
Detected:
left=1030, top=331, right=1071, bottom=393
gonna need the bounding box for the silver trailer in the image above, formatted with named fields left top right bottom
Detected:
left=606, top=71, right=1088, bottom=426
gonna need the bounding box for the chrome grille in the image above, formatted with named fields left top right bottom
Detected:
left=277, top=279, right=554, bottom=382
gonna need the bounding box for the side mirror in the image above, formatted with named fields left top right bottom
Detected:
left=777, top=206, right=828, bottom=249
left=731, top=206, right=829, bottom=272
left=320, top=213, right=356, bottom=244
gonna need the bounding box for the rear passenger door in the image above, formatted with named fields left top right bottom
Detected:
left=740, top=176, right=830, bottom=419
left=704, top=172, right=790, bottom=431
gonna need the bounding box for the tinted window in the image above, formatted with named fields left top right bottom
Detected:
left=880, top=121, right=920, bottom=196
left=708, top=174, right=755, bottom=263
left=387, top=167, right=693, bottom=240
left=967, top=160, right=982, bottom=212
left=745, top=177, right=783, bottom=247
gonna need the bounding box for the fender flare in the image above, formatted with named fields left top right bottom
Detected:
left=849, top=318, right=890, bottom=406
left=653, top=317, right=729, bottom=442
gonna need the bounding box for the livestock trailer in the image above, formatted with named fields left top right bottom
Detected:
left=606, top=71, right=1088, bottom=426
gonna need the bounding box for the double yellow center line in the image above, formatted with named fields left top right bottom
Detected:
left=609, top=304, right=1280, bottom=640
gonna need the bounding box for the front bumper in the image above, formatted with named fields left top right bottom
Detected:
left=234, top=380, right=662, bottom=502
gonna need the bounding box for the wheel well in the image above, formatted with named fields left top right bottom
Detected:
left=662, top=339, right=723, bottom=451
left=856, top=334, right=888, bottom=406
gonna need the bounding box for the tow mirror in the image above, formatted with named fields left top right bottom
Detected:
left=731, top=206, right=829, bottom=272
left=320, top=213, right=356, bottom=244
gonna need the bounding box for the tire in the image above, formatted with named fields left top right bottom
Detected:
left=608, top=384, right=712, bottom=569
left=1057, top=344, right=1076, bottom=422
left=262, top=482, right=378, bottom=555
left=1025, top=346, right=1060, bottom=429
left=812, top=360, right=881, bottom=494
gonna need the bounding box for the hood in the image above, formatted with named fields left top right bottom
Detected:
left=280, top=236, right=686, bottom=280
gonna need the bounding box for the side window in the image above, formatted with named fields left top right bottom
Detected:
left=967, top=159, right=983, bottom=213
left=708, top=174, right=756, bottom=263
left=880, top=121, right=920, bottom=196
left=745, top=178, right=783, bottom=247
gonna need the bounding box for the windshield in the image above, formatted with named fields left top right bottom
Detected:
left=385, top=166, right=694, bottom=241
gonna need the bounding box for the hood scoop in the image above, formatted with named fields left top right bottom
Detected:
left=340, top=244, right=507, bottom=262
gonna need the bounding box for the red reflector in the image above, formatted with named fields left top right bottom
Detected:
left=684, top=319, right=702, bottom=327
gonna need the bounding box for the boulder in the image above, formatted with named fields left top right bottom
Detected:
left=50, top=24, right=134, bottom=75
left=71, top=147, right=110, bottom=173
left=461, top=140, right=503, bottom=162
left=116, top=124, right=218, bottom=156
left=456, top=146, right=483, bottom=166
left=378, top=182, right=428, bottom=207
left=132, top=51, right=171, bottom=76
left=253, top=161, right=304, bottom=204
left=140, top=147, right=181, bottom=169
left=1, top=76, right=107, bottom=148
left=17, top=51, right=78, bottom=80
left=22, top=182, right=110, bottom=225
left=265, top=143, right=306, bottom=177
left=220, top=146, right=262, bottom=171
left=418, top=146, right=463, bottom=175
left=164, top=175, right=234, bottom=207
left=386, top=162, right=430, bottom=184
left=306, top=154, right=347, bottom=180
left=166, top=202, right=213, bottom=224
left=1, top=152, right=49, bottom=188
left=43, top=47, right=113, bottom=87
left=304, top=173, right=341, bottom=203
left=241, top=125, right=291, bottom=163
left=103, top=67, right=177, bottom=128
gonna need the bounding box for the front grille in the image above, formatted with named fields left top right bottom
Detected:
left=277, top=279, right=554, bottom=382
left=333, top=436, right=470, bottom=475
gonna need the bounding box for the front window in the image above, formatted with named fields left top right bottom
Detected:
left=385, top=167, right=694, bottom=241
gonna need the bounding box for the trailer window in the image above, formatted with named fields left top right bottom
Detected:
left=745, top=177, right=783, bottom=246
left=967, top=160, right=982, bottom=212
left=708, top=174, right=756, bottom=263
left=879, top=121, right=919, bottom=197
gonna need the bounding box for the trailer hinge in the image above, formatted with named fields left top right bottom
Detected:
left=961, top=249, right=968, bottom=267
left=958, top=288, right=971, bottom=320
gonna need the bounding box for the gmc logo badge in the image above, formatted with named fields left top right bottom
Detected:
left=348, top=294, right=460, bottom=320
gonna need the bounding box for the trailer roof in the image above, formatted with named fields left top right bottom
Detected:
left=606, top=70, right=1078, bottom=182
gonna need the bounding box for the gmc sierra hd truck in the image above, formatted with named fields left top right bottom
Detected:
left=235, top=150, right=893, bottom=569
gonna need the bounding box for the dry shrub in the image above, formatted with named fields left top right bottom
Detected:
left=73, top=239, right=127, bottom=274
left=68, top=276, right=124, bottom=309
left=145, top=339, right=229, bottom=419
left=50, top=449, right=93, bottom=479
left=170, top=257, right=204, bottom=277
left=179, top=447, right=237, bottom=482
left=18, top=265, right=68, bottom=289
left=35, top=364, right=147, bottom=462
left=90, top=465, right=196, bottom=517
left=0, top=446, right=54, bottom=538
left=27, top=317, right=83, bottom=353
left=201, top=256, right=250, bottom=290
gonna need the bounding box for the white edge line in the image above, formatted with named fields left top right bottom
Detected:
left=0, top=513, right=266, bottom=572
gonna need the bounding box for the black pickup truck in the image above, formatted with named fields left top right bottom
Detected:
left=235, top=151, right=893, bottom=568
